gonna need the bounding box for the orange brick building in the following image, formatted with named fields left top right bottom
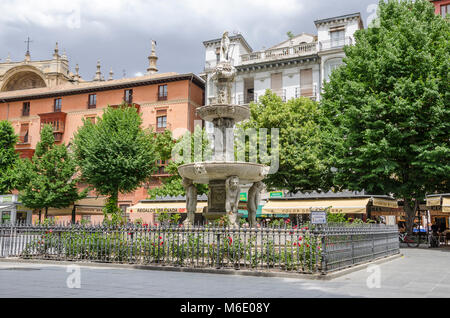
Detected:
left=430, top=0, right=450, bottom=16
left=0, top=42, right=204, bottom=223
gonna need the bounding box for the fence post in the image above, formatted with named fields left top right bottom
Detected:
left=321, top=234, right=327, bottom=275
left=351, top=233, right=354, bottom=265
left=216, top=231, right=221, bottom=269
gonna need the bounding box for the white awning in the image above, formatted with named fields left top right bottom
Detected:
left=262, top=198, right=370, bottom=214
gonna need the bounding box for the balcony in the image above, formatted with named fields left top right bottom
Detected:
left=236, top=93, right=258, bottom=105
left=157, top=93, right=168, bottom=101
left=17, top=135, right=31, bottom=145
left=294, top=85, right=317, bottom=100
left=38, top=111, right=67, bottom=139
left=273, top=89, right=286, bottom=102
left=240, top=42, right=317, bottom=65
left=319, top=37, right=353, bottom=51
left=150, top=122, right=172, bottom=133
left=109, top=103, right=140, bottom=113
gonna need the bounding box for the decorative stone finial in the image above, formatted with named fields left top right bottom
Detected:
left=74, top=64, right=80, bottom=83
left=93, top=60, right=103, bottom=81
left=109, top=68, right=114, bottom=81
left=6, top=53, right=11, bottom=63
left=146, top=40, right=158, bottom=75
left=53, top=42, right=60, bottom=59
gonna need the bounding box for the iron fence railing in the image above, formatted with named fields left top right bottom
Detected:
left=0, top=223, right=399, bottom=274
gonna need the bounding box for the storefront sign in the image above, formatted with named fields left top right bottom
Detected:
left=269, top=191, right=283, bottom=198
left=240, top=192, right=247, bottom=202
left=311, top=211, right=327, bottom=224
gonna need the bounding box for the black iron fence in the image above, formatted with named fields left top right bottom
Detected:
left=0, top=223, right=399, bottom=274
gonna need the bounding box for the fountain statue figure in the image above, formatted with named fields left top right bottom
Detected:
left=178, top=31, right=268, bottom=227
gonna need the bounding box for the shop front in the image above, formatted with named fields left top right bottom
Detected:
left=261, top=192, right=399, bottom=224
left=0, top=195, right=33, bottom=224
left=127, top=196, right=208, bottom=225
left=426, top=194, right=450, bottom=231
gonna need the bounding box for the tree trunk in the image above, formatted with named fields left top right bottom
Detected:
left=71, top=204, right=76, bottom=224
left=403, top=198, right=418, bottom=235
left=44, top=207, right=48, bottom=219
left=38, top=209, right=41, bottom=223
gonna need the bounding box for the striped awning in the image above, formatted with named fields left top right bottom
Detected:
left=261, top=198, right=370, bottom=214
left=127, top=201, right=207, bottom=214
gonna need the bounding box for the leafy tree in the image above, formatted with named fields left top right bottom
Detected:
left=72, top=105, right=158, bottom=219
left=241, top=91, right=334, bottom=193
left=16, top=124, right=86, bottom=219
left=286, top=31, right=295, bottom=39
left=320, top=0, right=450, bottom=233
left=0, top=121, right=19, bottom=194
left=148, top=127, right=210, bottom=199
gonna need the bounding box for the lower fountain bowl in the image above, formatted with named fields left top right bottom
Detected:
left=178, top=161, right=269, bottom=184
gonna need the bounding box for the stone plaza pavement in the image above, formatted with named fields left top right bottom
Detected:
left=0, top=248, right=449, bottom=298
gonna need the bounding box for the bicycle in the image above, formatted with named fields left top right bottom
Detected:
left=399, top=231, right=425, bottom=248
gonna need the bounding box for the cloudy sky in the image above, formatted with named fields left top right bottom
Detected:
left=0, top=0, right=379, bottom=80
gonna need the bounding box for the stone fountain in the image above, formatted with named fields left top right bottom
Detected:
left=178, top=31, right=268, bottom=227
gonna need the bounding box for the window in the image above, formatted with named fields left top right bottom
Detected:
left=300, top=68, right=313, bottom=97
left=85, top=115, right=96, bottom=124
left=124, top=89, right=133, bottom=104
left=158, top=85, right=168, bottom=101
left=19, top=124, right=29, bottom=143
left=22, top=102, right=30, bottom=116
left=325, top=59, right=344, bottom=82
left=330, top=30, right=345, bottom=48
left=157, top=115, right=167, bottom=128
left=88, top=94, right=96, bottom=108
left=441, top=4, right=450, bottom=16
left=54, top=98, right=62, bottom=112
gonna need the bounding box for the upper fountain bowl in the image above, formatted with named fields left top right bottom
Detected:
left=196, top=104, right=250, bottom=123
left=178, top=161, right=269, bottom=184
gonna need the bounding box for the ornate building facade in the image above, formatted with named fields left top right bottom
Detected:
left=0, top=42, right=205, bottom=223
left=201, top=12, right=363, bottom=106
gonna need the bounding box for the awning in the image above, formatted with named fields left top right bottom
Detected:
left=261, top=198, right=370, bottom=214
left=372, top=198, right=398, bottom=209
left=0, top=204, right=15, bottom=211
left=443, top=197, right=450, bottom=213
left=75, top=206, right=103, bottom=215
left=76, top=196, right=108, bottom=206
left=47, top=206, right=74, bottom=216
left=426, top=197, right=442, bottom=207
left=127, top=201, right=207, bottom=214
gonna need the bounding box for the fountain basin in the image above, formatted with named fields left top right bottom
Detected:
left=196, top=104, right=250, bottom=122
left=178, top=161, right=268, bottom=184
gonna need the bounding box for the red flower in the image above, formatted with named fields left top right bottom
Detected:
left=160, top=242, right=164, bottom=246
left=228, top=236, right=233, bottom=245
left=298, top=237, right=303, bottom=241
left=293, top=243, right=297, bottom=246
left=159, top=236, right=162, bottom=240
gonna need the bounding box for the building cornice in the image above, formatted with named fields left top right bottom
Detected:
left=236, top=55, right=319, bottom=73
left=0, top=73, right=205, bottom=103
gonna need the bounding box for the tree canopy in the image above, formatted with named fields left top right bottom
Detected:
left=148, top=127, right=210, bottom=199
left=16, top=124, right=86, bottom=218
left=320, top=0, right=450, bottom=232
left=72, top=105, right=158, bottom=217
left=0, top=120, right=19, bottom=194
left=243, top=91, right=334, bottom=193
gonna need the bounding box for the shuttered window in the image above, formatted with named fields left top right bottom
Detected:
left=300, top=69, right=313, bottom=97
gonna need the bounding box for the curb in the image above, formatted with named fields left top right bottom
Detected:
left=0, top=253, right=402, bottom=281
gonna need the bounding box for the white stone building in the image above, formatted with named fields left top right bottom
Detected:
left=201, top=12, right=364, bottom=105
